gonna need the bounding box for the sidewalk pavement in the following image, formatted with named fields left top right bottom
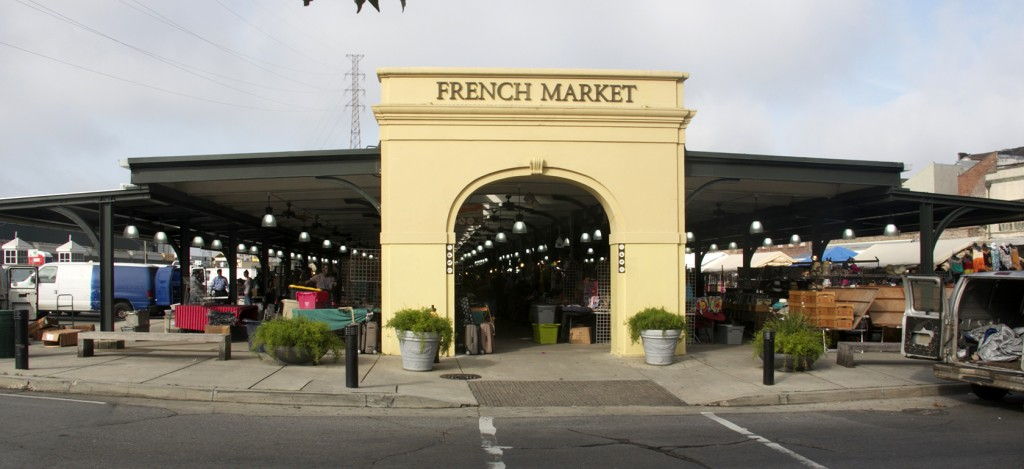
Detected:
left=0, top=324, right=964, bottom=409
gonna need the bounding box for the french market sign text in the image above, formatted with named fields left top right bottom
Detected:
left=435, top=81, right=638, bottom=103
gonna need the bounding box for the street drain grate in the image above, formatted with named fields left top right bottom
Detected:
left=440, top=373, right=482, bottom=380
left=469, top=380, right=685, bottom=407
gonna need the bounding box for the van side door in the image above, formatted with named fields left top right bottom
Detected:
left=902, top=275, right=945, bottom=360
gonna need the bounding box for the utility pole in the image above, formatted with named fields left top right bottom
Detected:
left=345, top=54, right=366, bottom=149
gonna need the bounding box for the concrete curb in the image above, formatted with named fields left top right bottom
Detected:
left=0, top=375, right=465, bottom=409
left=707, top=383, right=971, bottom=407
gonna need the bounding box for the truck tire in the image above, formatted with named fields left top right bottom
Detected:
left=970, top=384, right=1008, bottom=402
left=113, top=301, right=133, bottom=321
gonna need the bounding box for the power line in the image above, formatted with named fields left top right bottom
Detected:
left=213, top=0, right=342, bottom=72
left=15, top=0, right=325, bottom=109
left=118, top=0, right=339, bottom=87
left=0, top=39, right=322, bottom=113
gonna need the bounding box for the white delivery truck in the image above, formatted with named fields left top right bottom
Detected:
left=903, top=272, right=1024, bottom=401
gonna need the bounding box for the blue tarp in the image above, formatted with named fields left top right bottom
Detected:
left=797, top=246, right=858, bottom=263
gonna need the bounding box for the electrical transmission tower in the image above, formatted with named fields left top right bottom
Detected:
left=345, top=54, right=366, bottom=149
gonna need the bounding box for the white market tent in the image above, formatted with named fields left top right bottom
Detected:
left=700, top=251, right=795, bottom=272
left=684, top=251, right=728, bottom=269
left=853, top=237, right=976, bottom=268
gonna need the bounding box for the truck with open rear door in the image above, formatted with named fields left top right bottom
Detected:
left=903, top=272, right=1024, bottom=402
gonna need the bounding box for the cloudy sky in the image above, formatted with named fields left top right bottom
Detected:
left=1, top=0, right=1021, bottom=198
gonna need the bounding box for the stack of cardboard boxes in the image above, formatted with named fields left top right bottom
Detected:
left=29, top=316, right=95, bottom=347
left=788, top=290, right=855, bottom=330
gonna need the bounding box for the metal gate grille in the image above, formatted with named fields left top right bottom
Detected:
left=341, top=249, right=380, bottom=306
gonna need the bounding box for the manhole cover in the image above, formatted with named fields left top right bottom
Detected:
left=440, top=373, right=481, bottom=380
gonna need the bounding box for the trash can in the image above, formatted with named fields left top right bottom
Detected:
left=0, top=310, right=14, bottom=358
left=243, top=319, right=262, bottom=352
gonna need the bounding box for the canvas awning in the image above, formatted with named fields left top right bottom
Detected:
left=702, top=251, right=795, bottom=271
left=853, top=237, right=977, bottom=267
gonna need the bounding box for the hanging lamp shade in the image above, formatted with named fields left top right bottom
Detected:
left=322, top=239, right=332, bottom=249
left=298, top=231, right=310, bottom=243
left=261, top=207, right=276, bottom=228
left=727, top=241, right=739, bottom=250
left=191, top=236, right=205, bottom=248
left=789, top=234, right=801, bottom=245
left=361, top=252, right=367, bottom=257
left=249, top=245, right=259, bottom=254
left=268, top=248, right=275, bottom=257
left=709, top=243, right=718, bottom=251
left=685, top=231, right=695, bottom=243
left=883, top=223, right=900, bottom=237
left=842, top=228, right=856, bottom=240
left=563, top=237, right=571, bottom=247
left=512, top=214, right=527, bottom=234
left=749, top=220, right=764, bottom=235
left=339, top=245, right=348, bottom=253
left=210, top=239, right=223, bottom=250
left=277, top=250, right=283, bottom=257
left=762, top=237, right=773, bottom=247
left=580, top=232, right=592, bottom=243
left=153, top=231, right=169, bottom=244
left=593, top=229, right=603, bottom=241
left=495, top=232, right=508, bottom=243
left=477, top=245, right=484, bottom=253
left=685, top=247, right=692, bottom=254
left=484, top=240, right=494, bottom=249
left=586, top=247, right=594, bottom=255
left=554, top=237, right=565, bottom=249
left=123, top=224, right=140, bottom=240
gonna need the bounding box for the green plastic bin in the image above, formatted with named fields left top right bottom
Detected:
left=532, top=323, right=560, bottom=345
left=0, top=310, right=14, bottom=359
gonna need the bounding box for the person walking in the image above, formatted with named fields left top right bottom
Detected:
left=242, top=270, right=253, bottom=305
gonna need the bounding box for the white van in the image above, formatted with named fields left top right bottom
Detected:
left=903, top=272, right=1024, bottom=401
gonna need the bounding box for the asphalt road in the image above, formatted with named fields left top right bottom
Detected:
left=0, top=392, right=1021, bottom=468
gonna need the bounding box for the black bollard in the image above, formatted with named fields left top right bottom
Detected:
left=763, top=329, right=775, bottom=386
left=14, top=309, right=29, bottom=370
left=344, top=323, right=359, bottom=388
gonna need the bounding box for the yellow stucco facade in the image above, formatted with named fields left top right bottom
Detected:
left=373, top=68, right=695, bottom=357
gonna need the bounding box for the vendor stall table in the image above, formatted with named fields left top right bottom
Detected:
left=174, top=305, right=259, bottom=332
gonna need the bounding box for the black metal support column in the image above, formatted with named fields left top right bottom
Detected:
left=283, top=250, right=292, bottom=286
left=227, top=234, right=238, bottom=304
left=99, top=201, right=114, bottom=332
left=919, top=202, right=935, bottom=275
left=178, top=222, right=192, bottom=304
left=742, top=246, right=756, bottom=269
left=258, top=242, right=270, bottom=297
left=694, top=250, right=706, bottom=296
left=811, top=239, right=829, bottom=262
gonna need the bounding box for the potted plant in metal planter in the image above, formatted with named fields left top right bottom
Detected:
left=385, top=307, right=453, bottom=372
left=627, top=307, right=686, bottom=365
left=752, top=312, right=824, bottom=372
left=251, top=317, right=343, bottom=366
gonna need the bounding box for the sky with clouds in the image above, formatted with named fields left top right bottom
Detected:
left=1, top=0, right=1021, bottom=198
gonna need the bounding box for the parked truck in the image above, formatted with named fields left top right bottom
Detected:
left=903, top=271, right=1024, bottom=402
left=2, top=262, right=180, bottom=320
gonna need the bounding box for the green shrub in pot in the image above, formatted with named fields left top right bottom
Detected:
left=626, top=307, right=686, bottom=365
left=386, top=307, right=454, bottom=371
left=385, top=307, right=453, bottom=352
left=251, top=317, right=343, bottom=365
left=751, top=312, right=824, bottom=371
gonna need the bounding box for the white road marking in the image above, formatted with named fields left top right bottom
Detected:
left=479, top=416, right=510, bottom=469
left=702, top=412, right=827, bottom=469
left=0, top=392, right=107, bottom=405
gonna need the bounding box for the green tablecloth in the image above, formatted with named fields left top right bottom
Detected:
left=292, top=308, right=375, bottom=331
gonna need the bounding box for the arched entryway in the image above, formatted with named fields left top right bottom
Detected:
left=450, top=175, right=614, bottom=352
left=374, top=67, right=695, bottom=357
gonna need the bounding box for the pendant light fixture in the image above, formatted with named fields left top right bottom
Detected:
left=322, top=239, right=332, bottom=249
left=883, top=223, right=900, bottom=237
left=277, top=250, right=283, bottom=258
left=709, top=243, right=718, bottom=251
left=580, top=231, right=591, bottom=243
left=789, top=234, right=801, bottom=245
left=762, top=237, right=773, bottom=247
left=563, top=236, right=571, bottom=247
left=484, top=240, right=494, bottom=249
left=842, top=228, right=856, bottom=240
left=249, top=245, right=258, bottom=255
left=210, top=239, right=223, bottom=250
left=261, top=193, right=277, bottom=228
left=339, top=245, right=348, bottom=254
left=593, top=229, right=603, bottom=241
left=727, top=241, right=739, bottom=250
left=512, top=213, right=527, bottom=234
left=298, top=231, right=311, bottom=243
left=191, top=235, right=205, bottom=248
left=123, top=222, right=140, bottom=240
left=477, top=245, right=484, bottom=253
left=749, top=196, right=764, bottom=235
left=586, top=247, right=594, bottom=255
left=685, top=231, right=695, bottom=243
left=153, top=231, right=169, bottom=244
left=495, top=231, right=508, bottom=243
left=685, top=247, right=693, bottom=254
